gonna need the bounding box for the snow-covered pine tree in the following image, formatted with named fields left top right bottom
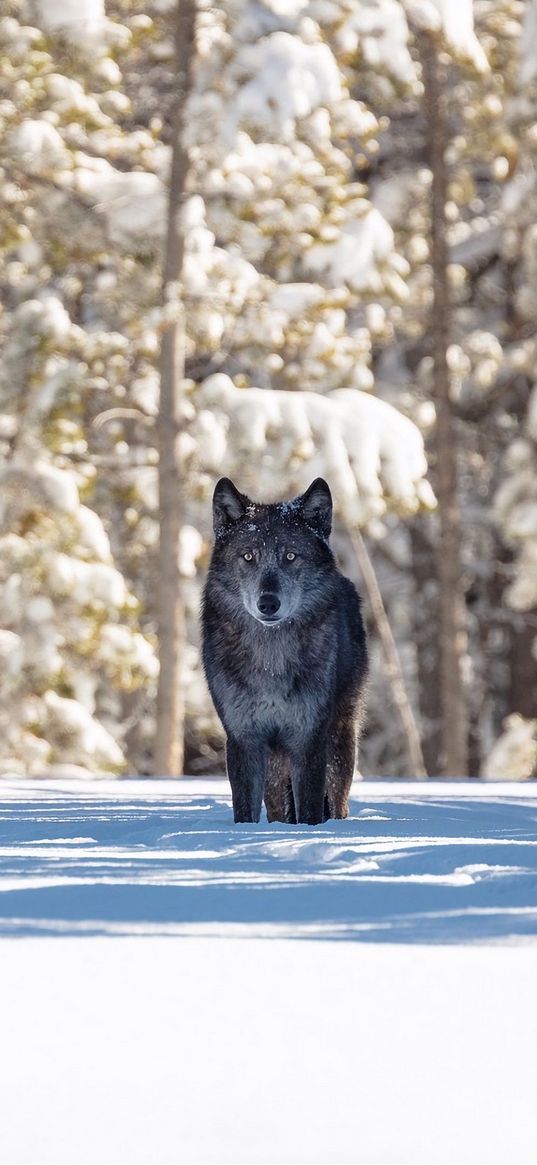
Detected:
left=0, top=1, right=161, bottom=772
left=353, top=0, right=537, bottom=776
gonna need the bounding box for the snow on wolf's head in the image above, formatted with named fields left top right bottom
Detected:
left=210, top=477, right=336, bottom=626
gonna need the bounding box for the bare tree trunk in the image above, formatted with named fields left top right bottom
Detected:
left=349, top=526, right=428, bottom=779
left=409, top=518, right=443, bottom=774
left=420, top=33, right=468, bottom=776
left=509, top=611, right=537, bottom=719
left=155, top=0, right=196, bottom=776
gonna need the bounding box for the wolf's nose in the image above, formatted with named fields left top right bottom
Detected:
left=258, top=592, right=281, bottom=617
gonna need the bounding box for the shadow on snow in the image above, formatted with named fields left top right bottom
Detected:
left=1, top=789, right=537, bottom=942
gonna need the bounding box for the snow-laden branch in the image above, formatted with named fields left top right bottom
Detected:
left=190, top=373, right=436, bottom=528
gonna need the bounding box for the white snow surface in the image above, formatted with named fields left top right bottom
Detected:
left=34, top=0, right=106, bottom=37
left=403, top=0, right=489, bottom=72
left=520, top=0, right=537, bottom=86
left=1, top=778, right=536, bottom=1165
left=231, top=33, right=343, bottom=142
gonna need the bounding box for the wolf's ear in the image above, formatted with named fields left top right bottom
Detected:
left=299, top=478, right=332, bottom=539
left=212, top=477, right=248, bottom=534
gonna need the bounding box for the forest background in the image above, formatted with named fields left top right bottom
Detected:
left=1, top=0, right=536, bottom=782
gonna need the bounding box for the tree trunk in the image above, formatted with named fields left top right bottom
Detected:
left=420, top=33, right=468, bottom=776
left=155, top=0, right=196, bottom=776
left=408, top=518, right=443, bottom=774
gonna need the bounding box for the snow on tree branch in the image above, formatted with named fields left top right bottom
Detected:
left=190, top=374, right=436, bottom=528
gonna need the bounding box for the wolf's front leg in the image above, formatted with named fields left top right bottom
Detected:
left=226, top=736, right=265, bottom=823
left=289, top=736, right=327, bottom=825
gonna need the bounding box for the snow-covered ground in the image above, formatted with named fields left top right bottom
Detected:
left=1, top=778, right=536, bottom=1164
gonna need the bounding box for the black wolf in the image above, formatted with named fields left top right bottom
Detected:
left=202, top=477, right=368, bottom=825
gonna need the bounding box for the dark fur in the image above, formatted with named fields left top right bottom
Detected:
left=202, top=477, right=368, bottom=825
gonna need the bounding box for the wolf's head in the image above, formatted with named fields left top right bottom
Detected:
left=209, top=477, right=336, bottom=626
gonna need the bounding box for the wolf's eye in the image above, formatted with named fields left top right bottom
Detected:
left=285, top=552, right=296, bottom=562
left=243, top=551, right=253, bottom=562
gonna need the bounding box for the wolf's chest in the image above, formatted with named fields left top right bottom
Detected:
left=218, top=661, right=330, bottom=741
